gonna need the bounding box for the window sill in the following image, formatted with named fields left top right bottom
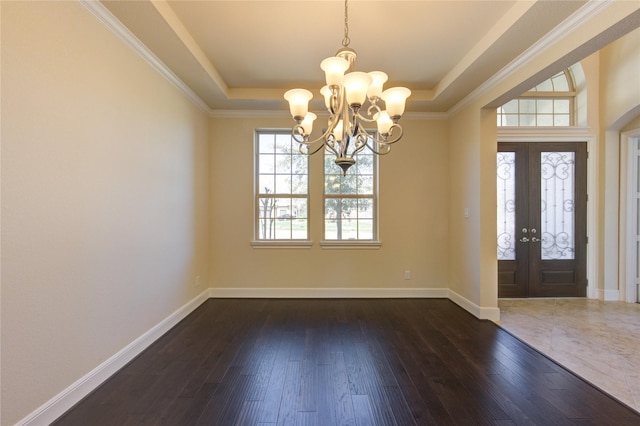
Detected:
left=320, top=240, right=381, bottom=249
left=251, top=240, right=313, bottom=249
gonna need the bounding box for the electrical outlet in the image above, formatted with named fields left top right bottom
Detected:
left=404, top=270, right=411, bottom=280
left=195, top=275, right=201, bottom=287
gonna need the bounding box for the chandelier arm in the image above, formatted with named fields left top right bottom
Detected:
left=351, top=133, right=369, bottom=157
left=329, top=88, right=343, bottom=115
left=304, top=141, right=329, bottom=156
left=364, top=141, right=392, bottom=155
left=356, top=114, right=376, bottom=123
left=291, top=114, right=341, bottom=147
left=365, top=102, right=382, bottom=119
left=370, top=124, right=404, bottom=146
left=354, top=107, right=382, bottom=124
left=350, top=111, right=359, bottom=138
left=324, top=136, right=341, bottom=158
left=352, top=123, right=374, bottom=140
left=295, top=135, right=327, bottom=156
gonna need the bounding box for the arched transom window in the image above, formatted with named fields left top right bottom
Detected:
left=497, top=70, right=575, bottom=127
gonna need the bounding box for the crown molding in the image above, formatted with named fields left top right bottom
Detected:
left=448, top=0, right=614, bottom=116
left=209, top=109, right=290, bottom=119
left=78, top=0, right=210, bottom=113
left=404, top=111, right=448, bottom=120
left=208, top=109, right=448, bottom=120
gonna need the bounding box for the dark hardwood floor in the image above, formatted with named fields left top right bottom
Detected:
left=53, top=298, right=640, bottom=425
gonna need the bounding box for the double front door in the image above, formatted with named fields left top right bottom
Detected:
left=498, top=142, right=587, bottom=298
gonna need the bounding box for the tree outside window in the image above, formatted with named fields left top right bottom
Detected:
left=324, top=147, right=377, bottom=240
left=256, top=131, right=308, bottom=240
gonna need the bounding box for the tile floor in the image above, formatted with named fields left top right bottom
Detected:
left=497, top=298, right=640, bottom=413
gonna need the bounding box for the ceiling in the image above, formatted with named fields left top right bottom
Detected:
left=99, top=0, right=591, bottom=114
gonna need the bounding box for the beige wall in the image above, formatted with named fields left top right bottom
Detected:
left=209, top=116, right=450, bottom=291
left=447, top=107, right=481, bottom=303
left=446, top=104, right=497, bottom=312
left=1, top=2, right=209, bottom=424
left=599, top=28, right=640, bottom=299
left=600, top=27, right=640, bottom=131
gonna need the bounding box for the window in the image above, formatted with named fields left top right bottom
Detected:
left=323, top=147, right=377, bottom=241
left=255, top=130, right=309, bottom=241
left=498, top=70, right=575, bottom=127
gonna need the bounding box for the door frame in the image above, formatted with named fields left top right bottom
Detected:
left=497, top=128, right=597, bottom=299
left=620, top=128, right=640, bottom=303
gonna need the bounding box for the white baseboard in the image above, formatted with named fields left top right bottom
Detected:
left=209, top=287, right=449, bottom=299
left=599, top=288, right=621, bottom=301
left=211, top=287, right=501, bottom=321
left=17, top=289, right=211, bottom=426
left=448, top=289, right=501, bottom=322
left=19, top=286, right=499, bottom=425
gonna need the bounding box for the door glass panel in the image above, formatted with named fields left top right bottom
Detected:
left=497, top=152, right=516, bottom=260
left=540, top=152, right=575, bottom=260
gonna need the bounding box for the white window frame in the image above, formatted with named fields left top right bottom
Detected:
left=321, top=146, right=380, bottom=249
left=252, top=129, right=312, bottom=248
left=498, top=70, right=576, bottom=127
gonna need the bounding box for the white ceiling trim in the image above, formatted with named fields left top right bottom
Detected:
left=434, top=0, right=536, bottom=100
left=448, top=0, right=614, bottom=116
left=209, top=109, right=289, bottom=119
left=209, top=109, right=447, bottom=121
left=78, top=0, right=210, bottom=113
left=150, top=0, right=229, bottom=97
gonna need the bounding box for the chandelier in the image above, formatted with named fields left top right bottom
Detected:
left=284, top=0, right=411, bottom=175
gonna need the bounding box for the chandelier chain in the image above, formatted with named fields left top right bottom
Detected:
left=342, top=0, right=350, bottom=47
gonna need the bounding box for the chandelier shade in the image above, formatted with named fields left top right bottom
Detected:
left=284, top=0, right=410, bottom=175
left=283, top=88, right=313, bottom=121
left=381, top=87, right=411, bottom=119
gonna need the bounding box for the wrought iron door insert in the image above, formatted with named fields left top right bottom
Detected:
left=498, top=142, right=587, bottom=298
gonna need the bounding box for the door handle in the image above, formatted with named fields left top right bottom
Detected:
left=519, top=237, right=530, bottom=243
left=531, top=237, right=542, bottom=243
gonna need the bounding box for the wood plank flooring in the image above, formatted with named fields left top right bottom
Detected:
left=53, top=299, right=640, bottom=425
